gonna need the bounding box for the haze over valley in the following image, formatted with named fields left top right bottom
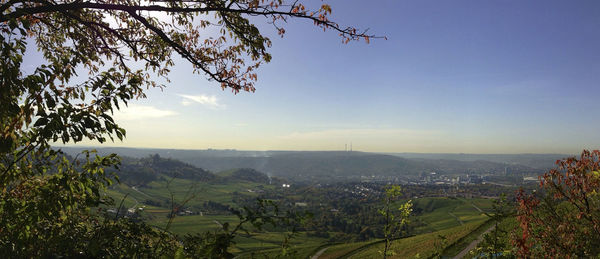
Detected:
left=61, top=147, right=561, bottom=184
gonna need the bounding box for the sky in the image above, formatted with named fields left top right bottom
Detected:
left=57, top=0, right=600, bottom=154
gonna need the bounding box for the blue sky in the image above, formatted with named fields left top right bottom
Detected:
left=67, top=0, right=600, bottom=153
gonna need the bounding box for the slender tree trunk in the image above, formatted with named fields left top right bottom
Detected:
left=383, top=197, right=390, bottom=259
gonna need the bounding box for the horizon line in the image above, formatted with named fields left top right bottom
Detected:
left=55, top=144, right=578, bottom=156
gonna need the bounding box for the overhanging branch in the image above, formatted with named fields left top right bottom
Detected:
left=0, top=1, right=380, bottom=39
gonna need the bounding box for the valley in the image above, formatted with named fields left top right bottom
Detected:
left=81, top=148, right=537, bottom=257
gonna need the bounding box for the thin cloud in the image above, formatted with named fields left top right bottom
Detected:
left=114, top=104, right=177, bottom=121
left=274, top=128, right=446, bottom=152
left=179, top=94, right=224, bottom=109
left=278, top=128, right=441, bottom=140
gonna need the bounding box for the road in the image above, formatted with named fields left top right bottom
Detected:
left=131, top=186, right=153, bottom=198
left=452, top=224, right=495, bottom=259
left=310, top=247, right=329, bottom=259
left=471, top=203, right=483, bottom=213
left=449, top=212, right=464, bottom=225
left=129, top=196, right=138, bottom=210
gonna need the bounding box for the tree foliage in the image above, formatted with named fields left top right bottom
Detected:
left=183, top=199, right=308, bottom=258
left=379, top=185, right=412, bottom=259
left=0, top=150, right=180, bottom=257
left=514, top=150, right=600, bottom=258
left=1, top=0, right=375, bottom=256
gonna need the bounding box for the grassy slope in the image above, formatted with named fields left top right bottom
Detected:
left=104, top=175, right=273, bottom=210
left=319, top=240, right=381, bottom=259
left=319, top=197, right=493, bottom=259
left=463, top=216, right=519, bottom=259
left=350, top=220, right=488, bottom=258
left=234, top=233, right=328, bottom=258
left=413, top=197, right=491, bottom=233
left=441, top=218, right=494, bottom=257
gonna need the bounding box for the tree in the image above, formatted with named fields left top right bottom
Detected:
left=0, top=0, right=376, bottom=256
left=513, top=150, right=600, bottom=258
left=1, top=0, right=377, bottom=157
left=379, top=185, right=412, bottom=259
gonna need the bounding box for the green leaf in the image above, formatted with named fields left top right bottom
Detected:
left=33, top=117, right=48, bottom=127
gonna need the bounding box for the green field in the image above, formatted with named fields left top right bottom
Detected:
left=411, top=197, right=491, bottom=233
left=103, top=176, right=273, bottom=212
left=148, top=214, right=239, bottom=234
left=104, top=176, right=496, bottom=258
left=234, top=233, right=328, bottom=258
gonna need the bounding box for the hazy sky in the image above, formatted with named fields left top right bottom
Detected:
left=61, top=0, right=600, bottom=153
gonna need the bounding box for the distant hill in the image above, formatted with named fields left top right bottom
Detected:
left=117, top=154, right=215, bottom=186
left=387, top=153, right=571, bottom=169
left=260, top=151, right=424, bottom=181
left=59, top=146, right=273, bottom=158
left=407, top=158, right=538, bottom=175
left=60, top=147, right=546, bottom=182
left=60, top=146, right=274, bottom=172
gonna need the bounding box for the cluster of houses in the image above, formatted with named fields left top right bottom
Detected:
left=358, top=172, right=487, bottom=185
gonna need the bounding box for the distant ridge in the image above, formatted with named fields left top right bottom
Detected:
left=59, top=147, right=549, bottom=182
left=385, top=152, right=570, bottom=169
